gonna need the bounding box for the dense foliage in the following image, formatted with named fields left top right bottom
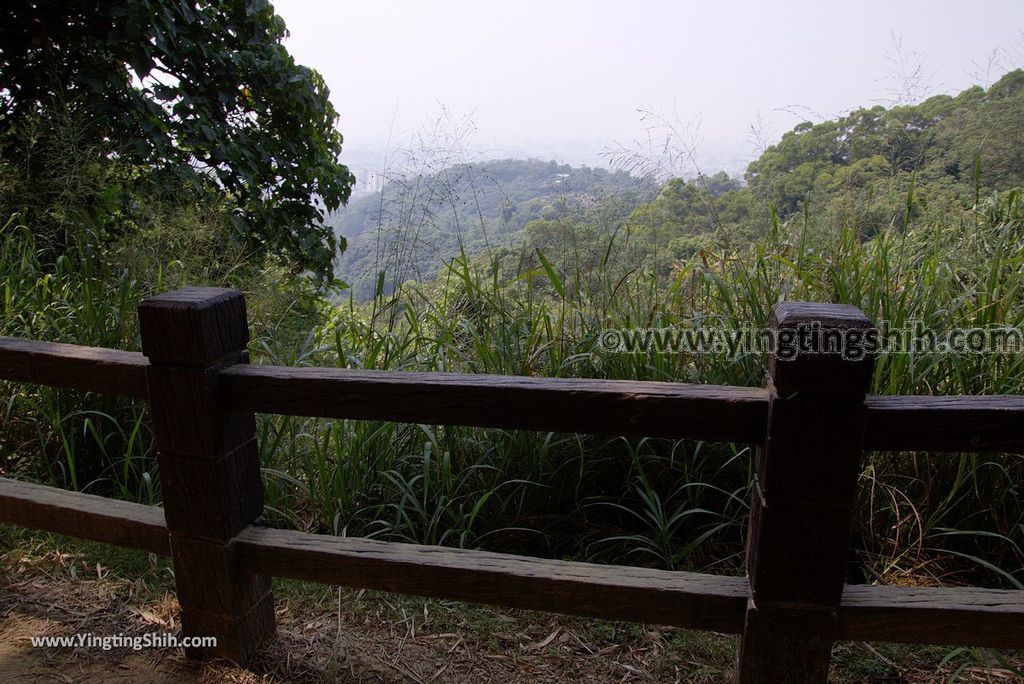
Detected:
left=603, top=71, right=1024, bottom=278
left=1, top=0, right=353, bottom=279
left=5, top=186, right=1022, bottom=594
left=330, top=73, right=1024, bottom=307
left=2, top=30, right=1023, bottom=636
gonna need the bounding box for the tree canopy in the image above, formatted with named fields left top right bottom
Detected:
left=0, top=0, right=353, bottom=280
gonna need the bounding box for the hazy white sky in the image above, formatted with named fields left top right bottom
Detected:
left=273, top=0, right=1024, bottom=173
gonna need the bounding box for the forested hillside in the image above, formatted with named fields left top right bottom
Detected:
left=527, top=70, right=1024, bottom=282
left=334, top=70, right=1024, bottom=301
left=328, top=159, right=655, bottom=299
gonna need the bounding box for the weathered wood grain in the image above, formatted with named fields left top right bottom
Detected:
left=139, top=287, right=274, bottom=662
left=3, top=290, right=1023, bottom=670
left=769, top=301, right=877, bottom=400
left=736, top=302, right=877, bottom=684
left=137, top=286, right=249, bottom=367
left=0, top=337, right=149, bottom=399
left=0, top=477, right=169, bottom=555
left=220, top=365, right=769, bottom=443
left=1, top=477, right=1020, bottom=650
left=838, top=584, right=1024, bottom=649
left=234, top=526, right=750, bottom=633
left=233, top=527, right=1024, bottom=650
left=4, top=334, right=1022, bottom=456
left=865, top=395, right=1024, bottom=453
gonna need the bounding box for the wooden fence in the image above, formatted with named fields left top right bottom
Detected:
left=0, top=287, right=1021, bottom=682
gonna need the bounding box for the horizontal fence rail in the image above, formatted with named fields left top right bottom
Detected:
left=1, top=477, right=1020, bottom=649
left=4, top=336, right=1023, bottom=454
left=863, top=394, right=1024, bottom=453
left=219, top=365, right=770, bottom=443
left=0, top=337, right=149, bottom=399
left=1, top=288, right=1023, bottom=683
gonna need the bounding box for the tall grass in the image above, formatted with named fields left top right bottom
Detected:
left=2, top=187, right=1022, bottom=591
left=0, top=211, right=324, bottom=501
left=251, top=188, right=1024, bottom=588
left=0, top=219, right=151, bottom=497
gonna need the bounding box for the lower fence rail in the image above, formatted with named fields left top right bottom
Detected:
left=1, top=476, right=1021, bottom=651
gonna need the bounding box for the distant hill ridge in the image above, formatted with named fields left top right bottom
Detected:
left=331, top=70, right=1024, bottom=301
left=328, top=158, right=655, bottom=300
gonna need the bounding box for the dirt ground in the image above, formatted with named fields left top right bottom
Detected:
left=0, top=545, right=732, bottom=683
left=0, top=543, right=1021, bottom=683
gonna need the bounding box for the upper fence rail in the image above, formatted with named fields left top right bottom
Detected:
left=3, top=335, right=1023, bottom=453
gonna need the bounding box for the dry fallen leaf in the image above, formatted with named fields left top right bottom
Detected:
left=525, top=627, right=560, bottom=651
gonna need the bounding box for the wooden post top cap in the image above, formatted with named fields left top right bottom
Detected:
left=138, top=287, right=249, bottom=366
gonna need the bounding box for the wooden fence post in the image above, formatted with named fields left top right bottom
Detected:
left=735, top=302, right=876, bottom=683
left=138, top=287, right=275, bottom=663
